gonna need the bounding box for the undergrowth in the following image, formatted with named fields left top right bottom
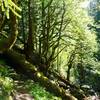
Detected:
left=0, top=59, right=61, bottom=100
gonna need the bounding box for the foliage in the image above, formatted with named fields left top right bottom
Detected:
left=25, top=81, right=61, bottom=100
left=0, top=60, right=15, bottom=100
left=0, top=0, right=21, bottom=18
left=0, top=64, right=14, bottom=100
left=0, top=77, right=13, bottom=98
left=0, top=61, right=62, bottom=100
left=0, top=60, right=15, bottom=77
left=0, top=0, right=100, bottom=98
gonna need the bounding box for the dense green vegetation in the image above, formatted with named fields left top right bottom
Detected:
left=0, top=0, right=100, bottom=100
left=0, top=62, right=61, bottom=100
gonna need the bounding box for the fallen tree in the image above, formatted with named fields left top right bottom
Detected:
left=49, top=71, right=86, bottom=99
left=6, top=45, right=86, bottom=99
left=1, top=50, right=77, bottom=100
left=21, top=49, right=86, bottom=99
left=0, top=43, right=86, bottom=99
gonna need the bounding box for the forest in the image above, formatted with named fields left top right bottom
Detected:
left=0, top=0, right=100, bottom=100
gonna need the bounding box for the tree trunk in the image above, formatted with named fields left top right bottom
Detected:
left=2, top=50, right=77, bottom=100
left=67, top=64, right=72, bottom=81
left=0, top=0, right=18, bottom=52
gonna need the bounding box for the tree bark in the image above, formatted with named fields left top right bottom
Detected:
left=24, top=0, right=34, bottom=56
left=2, top=50, right=77, bottom=100
left=0, top=0, right=18, bottom=52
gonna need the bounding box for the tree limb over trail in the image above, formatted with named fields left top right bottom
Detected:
left=1, top=50, right=77, bottom=100
left=22, top=49, right=86, bottom=100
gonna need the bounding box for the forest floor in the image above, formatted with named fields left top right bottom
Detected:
left=0, top=59, right=100, bottom=100
left=11, top=76, right=61, bottom=100
left=13, top=79, right=34, bottom=100
left=10, top=73, right=100, bottom=100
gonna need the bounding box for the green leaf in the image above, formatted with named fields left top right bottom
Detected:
left=9, top=6, right=21, bottom=18
left=9, top=0, right=21, bottom=11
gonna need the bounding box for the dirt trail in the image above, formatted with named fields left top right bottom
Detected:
left=13, top=80, right=34, bottom=100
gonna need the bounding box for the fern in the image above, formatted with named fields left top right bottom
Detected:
left=0, top=0, right=21, bottom=18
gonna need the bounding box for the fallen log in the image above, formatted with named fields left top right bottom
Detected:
left=1, top=50, right=77, bottom=100
left=50, top=71, right=86, bottom=99
left=21, top=50, right=86, bottom=100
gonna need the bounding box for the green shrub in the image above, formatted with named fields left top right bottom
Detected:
left=0, top=77, right=14, bottom=100
left=25, top=81, right=61, bottom=100
left=0, top=61, right=14, bottom=100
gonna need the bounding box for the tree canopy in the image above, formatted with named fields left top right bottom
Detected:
left=0, top=0, right=100, bottom=100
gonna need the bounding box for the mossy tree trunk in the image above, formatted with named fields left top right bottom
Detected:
left=0, top=0, right=18, bottom=52
left=2, top=50, right=77, bottom=100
